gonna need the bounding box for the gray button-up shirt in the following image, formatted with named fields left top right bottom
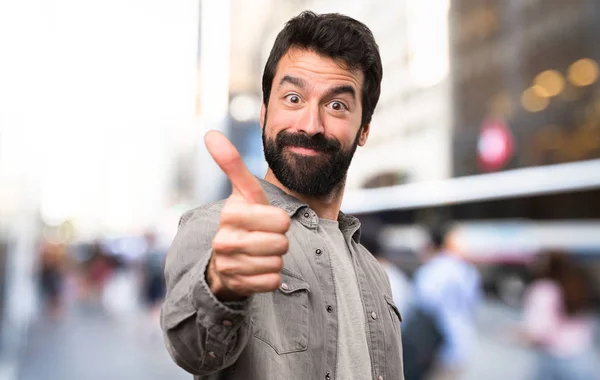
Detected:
left=161, top=180, right=404, bottom=380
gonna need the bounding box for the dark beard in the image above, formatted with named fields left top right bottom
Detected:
left=262, top=123, right=361, bottom=197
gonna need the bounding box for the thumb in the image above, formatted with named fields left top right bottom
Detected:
left=204, top=130, right=268, bottom=205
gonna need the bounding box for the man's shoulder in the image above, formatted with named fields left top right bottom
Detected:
left=355, top=245, right=396, bottom=292
left=178, top=199, right=227, bottom=228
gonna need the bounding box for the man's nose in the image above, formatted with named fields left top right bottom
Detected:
left=295, top=105, right=324, bottom=136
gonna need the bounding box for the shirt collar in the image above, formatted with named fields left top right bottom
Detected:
left=258, top=178, right=362, bottom=242
left=258, top=178, right=307, bottom=217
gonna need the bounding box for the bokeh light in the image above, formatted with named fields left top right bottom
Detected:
left=568, top=58, right=599, bottom=87
left=521, top=86, right=550, bottom=112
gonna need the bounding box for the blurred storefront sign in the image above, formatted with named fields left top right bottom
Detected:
left=342, top=158, right=600, bottom=215
left=477, top=117, right=514, bottom=172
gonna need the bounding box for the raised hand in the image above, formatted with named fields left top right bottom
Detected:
left=204, top=130, right=291, bottom=301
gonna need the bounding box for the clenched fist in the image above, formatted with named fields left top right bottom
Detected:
left=204, top=131, right=291, bottom=302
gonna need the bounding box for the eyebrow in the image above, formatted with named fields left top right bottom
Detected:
left=324, top=85, right=356, bottom=102
left=278, top=75, right=307, bottom=90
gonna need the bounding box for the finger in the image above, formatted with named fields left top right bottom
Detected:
left=226, top=273, right=282, bottom=295
left=239, top=231, right=289, bottom=256
left=215, top=254, right=284, bottom=277
left=212, top=230, right=288, bottom=256
left=220, top=203, right=291, bottom=233
left=204, top=130, right=268, bottom=205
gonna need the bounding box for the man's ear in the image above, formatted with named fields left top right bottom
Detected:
left=358, top=124, right=370, bottom=146
left=260, top=104, right=266, bottom=130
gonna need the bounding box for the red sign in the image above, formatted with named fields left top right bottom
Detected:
left=477, top=117, right=515, bottom=172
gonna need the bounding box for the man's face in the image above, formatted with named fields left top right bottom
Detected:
left=261, top=47, right=369, bottom=197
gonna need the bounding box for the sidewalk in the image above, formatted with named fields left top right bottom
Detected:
left=15, top=269, right=191, bottom=380
left=17, top=299, right=190, bottom=380
left=462, top=300, right=600, bottom=380
left=12, top=294, right=600, bottom=380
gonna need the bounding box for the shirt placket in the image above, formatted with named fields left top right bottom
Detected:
left=299, top=208, right=339, bottom=380
left=344, top=230, right=387, bottom=380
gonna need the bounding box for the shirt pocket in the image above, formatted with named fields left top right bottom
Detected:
left=383, top=294, right=405, bottom=380
left=251, top=268, right=310, bottom=354
left=384, top=294, right=402, bottom=335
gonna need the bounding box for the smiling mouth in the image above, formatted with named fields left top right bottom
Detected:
left=286, top=146, right=322, bottom=156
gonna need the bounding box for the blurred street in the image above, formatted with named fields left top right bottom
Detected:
left=18, top=296, right=189, bottom=380
left=11, top=266, right=183, bottom=380
left=14, top=290, right=600, bottom=380
left=466, top=301, right=600, bottom=380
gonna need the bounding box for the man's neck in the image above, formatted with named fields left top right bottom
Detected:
left=264, top=169, right=345, bottom=221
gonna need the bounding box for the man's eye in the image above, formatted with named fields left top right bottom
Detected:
left=329, top=101, right=346, bottom=111
left=286, top=94, right=300, bottom=104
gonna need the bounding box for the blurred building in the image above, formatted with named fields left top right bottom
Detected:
left=340, top=0, right=452, bottom=190
left=343, top=0, right=600, bottom=222
left=450, top=0, right=600, bottom=176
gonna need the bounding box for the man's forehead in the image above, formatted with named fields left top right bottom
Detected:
left=274, top=47, right=363, bottom=90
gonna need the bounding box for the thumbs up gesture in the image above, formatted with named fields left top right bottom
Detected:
left=204, top=131, right=291, bottom=301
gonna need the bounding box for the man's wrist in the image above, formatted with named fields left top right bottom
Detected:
left=205, top=255, right=246, bottom=302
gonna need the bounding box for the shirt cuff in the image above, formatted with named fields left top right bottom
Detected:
left=188, top=250, right=250, bottom=339
left=223, top=301, right=248, bottom=311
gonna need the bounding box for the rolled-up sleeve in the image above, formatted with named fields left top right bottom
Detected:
left=160, top=207, right=252, bottom=376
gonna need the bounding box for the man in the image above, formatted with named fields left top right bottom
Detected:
left=161, top=11, right=404, bottom=380
left=406, top=224, right=481, bottom=380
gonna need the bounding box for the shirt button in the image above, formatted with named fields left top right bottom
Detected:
left=315, top=248, right=322, bottom=256
left=280, top=283, right=289, bottom=291
left=222, top=319, right=233, bottom=327
left=371, top=311, right=377, bottom=320
left=325, top=372, right=331, bottom=380
left=378, top=376, right=383, bottom=380
left=326, top=305, right=333, bottom=313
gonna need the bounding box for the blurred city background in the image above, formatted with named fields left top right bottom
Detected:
left=1, top=0, right=599, bottom=379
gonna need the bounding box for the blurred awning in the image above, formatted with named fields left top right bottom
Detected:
left=342, top=159, right=600, bottom=214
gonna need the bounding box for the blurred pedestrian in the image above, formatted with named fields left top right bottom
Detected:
left=360, top=217, right=412, bottom=314
left=38, top=241, right=67, bottom=319
left=403, top=223, right=482, bottom=380
left=140, top=232, right=166, bottom=323
left=84, top=241, right=114, bottom=303
left=519, top=251, right=598, bottom=380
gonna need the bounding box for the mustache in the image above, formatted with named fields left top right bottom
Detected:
left=276, top=131, right=341, bottom=153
